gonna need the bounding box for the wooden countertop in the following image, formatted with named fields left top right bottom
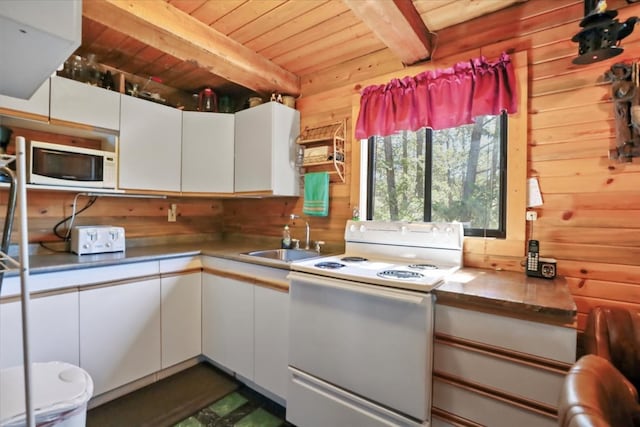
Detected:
left=8, top=241, right=577, bottom=324
left=435, top=268, right=577, bottom=324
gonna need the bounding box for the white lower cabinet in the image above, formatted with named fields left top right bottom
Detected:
left=432, top=303, right=576, bottom=427
left=79, top=278, right=161, bottom=395
left=202, top=257, right=290, bottom=401
left=161, top=272, right=202, bottom=369
left=254, top=285, right=289, bottom=400
left=0, top=291, right=79, bottom=369
left=202, top=273, right=254, bottom=379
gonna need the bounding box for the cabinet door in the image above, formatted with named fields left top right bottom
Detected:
left=119, top=95, right=182, bottom=192
left=235, top=102, right=299, bottom=195
left=254, top=285, right=289, bottom=400
left=0, top=79, right=49, bottom=120
left=0, top=291, right=79, bottom=368
left=202, top=273, right=254, bottom=379
left=79, top=278, right=161, bottom=395
left=182, top=111, right=234, bottom=193
left=50, top=76, right=121, bottom=130
left=161, top=272, right=201, bottom=369
left=234, top=103, right=273, bottom=193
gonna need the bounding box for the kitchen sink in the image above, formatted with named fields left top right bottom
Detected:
left=243, top=249, right=320, bottom=262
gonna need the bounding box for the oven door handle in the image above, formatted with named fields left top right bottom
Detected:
left=288, top=272, right=428, bottom=305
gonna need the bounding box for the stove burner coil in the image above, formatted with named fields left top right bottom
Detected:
left=341, top=256, right=368, bottom=262
left=408, top=264, right=438, bottom=270
left=314, top=261, right=346, bottom=269
left=377, top=270, right=424, bottom=279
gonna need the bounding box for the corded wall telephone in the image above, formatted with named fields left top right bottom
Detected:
left=526, top=239, right=557, bottom=279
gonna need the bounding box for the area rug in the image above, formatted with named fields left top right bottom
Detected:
left=87, top=363, right=238, bottom=427
left=173, top=385, right=292, bottom=427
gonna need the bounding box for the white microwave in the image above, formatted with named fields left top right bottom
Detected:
left=28, top=140, right=116, bottom=188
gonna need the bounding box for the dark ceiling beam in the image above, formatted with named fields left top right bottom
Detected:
left=342, top=0, right=434, bottom=65
left=83, top=0, right=300, bottom=96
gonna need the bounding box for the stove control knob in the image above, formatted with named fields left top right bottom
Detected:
left=401, top=225, right=408, bottom=234
left=349, top=224, right=357, bottom=232
left=445, top=226, right=453, bottom=233
left=359, top=224, right=366, bottom=232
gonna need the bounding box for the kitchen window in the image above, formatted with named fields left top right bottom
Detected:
left=364, top=112, right=507, bottom=238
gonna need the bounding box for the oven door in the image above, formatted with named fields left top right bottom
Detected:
left=287, top=271, right=434, bottom=423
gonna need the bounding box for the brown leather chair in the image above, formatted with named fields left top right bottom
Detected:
left=584, top=306, right=640, bottom=393
left=558, top=354, right=640, bottom=427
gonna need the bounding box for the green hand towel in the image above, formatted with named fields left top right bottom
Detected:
left=303, top=172, right=329, bottom=216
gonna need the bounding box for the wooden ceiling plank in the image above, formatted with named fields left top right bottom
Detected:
left=260, top=9, right=359, bottom=60
left=211, top=0, right=287, bottom=36
left=230, top=0, right=327, bottom=45
left=167, top=0, right=209, bottom=15
left=286, top=33, right=384, bottom=76
left=273, top=22, right=381, bottom=68
left=247, top=1, right=349, bottom=53
left=342, top=0, right=433, bottom=65
left=188, top=0, right=246, bottom=26
left=81, top=18, right=109, bottom=47
left=83, top=0, right=300, bottom=96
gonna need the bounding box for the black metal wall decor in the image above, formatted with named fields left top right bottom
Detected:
left=607, top=62, right=640, bottom=161
left=572, top=0, right=638, bottom=65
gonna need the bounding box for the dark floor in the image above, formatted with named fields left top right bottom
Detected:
left=87, top=363, right=292, bottom=427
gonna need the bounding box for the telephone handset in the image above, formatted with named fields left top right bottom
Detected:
left=525, top=239, right=556, bottom=279
left=526, top=239, right=540, bottom=273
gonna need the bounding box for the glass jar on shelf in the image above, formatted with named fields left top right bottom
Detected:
left=85, top=54, right=102, bottom=86
left=68, top=55, right=88, bottom=83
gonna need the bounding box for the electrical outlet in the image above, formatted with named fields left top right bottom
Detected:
left=168, top=204, right=177, bottom=222
left=526, top=211, right=537, bottom=221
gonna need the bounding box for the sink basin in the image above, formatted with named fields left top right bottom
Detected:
left=243, top=249, right=320, bottom=262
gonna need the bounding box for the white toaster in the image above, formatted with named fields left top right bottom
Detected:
left=71, top=226, right=125, bottom=255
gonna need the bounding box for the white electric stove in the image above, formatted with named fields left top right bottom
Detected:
left=286, top=220, right=464, bottom=427
left=291, top=220, right=463, bottom=292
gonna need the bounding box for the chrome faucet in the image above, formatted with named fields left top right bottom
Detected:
left=290, top=214, right=310, bottom=250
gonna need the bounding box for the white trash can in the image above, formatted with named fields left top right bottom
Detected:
left=0, top=361, right=93, bottom=427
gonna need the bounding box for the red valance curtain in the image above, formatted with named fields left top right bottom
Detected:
left=355, top=52, right=518, bottom=139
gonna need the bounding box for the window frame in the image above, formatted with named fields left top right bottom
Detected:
left=364, top=112, right=508, bottom=238
left=350, top=50, right=528, bottom=262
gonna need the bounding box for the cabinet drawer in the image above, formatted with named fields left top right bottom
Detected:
left=434, top=340, right=565, bottom=408
left=432, top=378, right=556, bottom=427
left=435, top=304, right=576, bottom=363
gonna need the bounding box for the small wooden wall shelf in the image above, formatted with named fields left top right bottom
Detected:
left=296, top=119, right=346, bottom=183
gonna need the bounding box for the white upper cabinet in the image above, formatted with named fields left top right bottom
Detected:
left=119, top=95, right=182, bottom=192
left=0, top=79, right=50, bottom=120
left=50, top=76, right=121, bottom=131
left=182, top=111, right=234, bottom=193
left=0, top=0, right=81, bottom=99
left=234, top=102, right=300, bottom=196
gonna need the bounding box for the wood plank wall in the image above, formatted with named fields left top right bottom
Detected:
left=263, top=0, right=637, bottom=331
